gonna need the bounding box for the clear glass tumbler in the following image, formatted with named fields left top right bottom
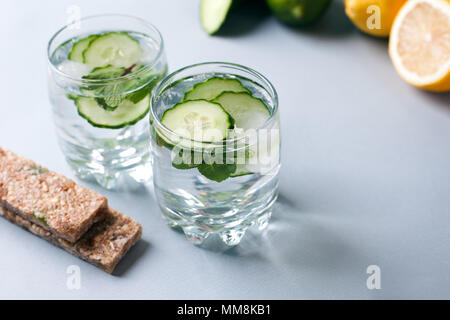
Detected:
left=150, top=62, right=280, bottom=246
left=47, top=14, right=167, bottom=189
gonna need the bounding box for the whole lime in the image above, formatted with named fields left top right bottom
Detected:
left=267, top=0, right=332, bottom=26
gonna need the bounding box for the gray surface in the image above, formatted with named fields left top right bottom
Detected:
left=1, top=0, right=449, bottom=299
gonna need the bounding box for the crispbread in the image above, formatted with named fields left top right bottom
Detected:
left=0, top=206, right=142, bottom=274
left=0, top=148, right=107, bottom=243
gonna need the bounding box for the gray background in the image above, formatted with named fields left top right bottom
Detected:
left=0, top=0, right=449, bottom=299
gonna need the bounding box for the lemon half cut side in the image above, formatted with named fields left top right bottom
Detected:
left=389, top=0, right=450, bottom=92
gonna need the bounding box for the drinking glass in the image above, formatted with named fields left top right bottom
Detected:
left=150, top=62, right=280, bottom=246
left=47, top=14, right=167, bottom=189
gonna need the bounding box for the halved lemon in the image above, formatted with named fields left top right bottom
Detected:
left=389, top=0, right=450, bottom=92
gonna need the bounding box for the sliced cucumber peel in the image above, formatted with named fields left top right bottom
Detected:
left=200, top=0, right=234, bottom=35
left=83, top=32, right=143, bottom=68
left=161, top=100, right=235, bottom=143
left=183, top=77, right=250, bottom=101
left=68, top=35, right=98, bottom=63
left=213, top=92, right=271, bottom=130
left=76, top=95, right=150, bottom=129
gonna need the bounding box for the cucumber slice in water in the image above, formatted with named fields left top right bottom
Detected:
left=213, top=92, right=271, bottom=129
left=68, top=35, right=98, bottom=63
left=161, top=100, right=234, bottom=142
left=201, top=0, right=234, bottom=35
left=183, top=77, right=250, bottom=101
left=76, top=95, right=150, bottom=129
left=213, top=92, right=272, bottom=177
left=83, top=32, right=143, bottom=68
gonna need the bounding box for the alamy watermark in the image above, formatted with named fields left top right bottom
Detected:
left=66, top=5, right=81, bottom=30
left=366, top=5, right=382, bottom=30
left=66, top=265, right=81, bottom=290
left=366, top=265, right=381, bottom=290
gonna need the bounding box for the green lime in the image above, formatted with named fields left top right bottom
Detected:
left=266, top=0, right=331, bottom=26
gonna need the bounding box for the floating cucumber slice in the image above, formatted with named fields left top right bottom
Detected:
left=161, top=100, right=234, bottom=142
left=83, top=32, right=143, bottom=68
left=213, top=92, right=271, bottom=129
left=68, top=35, right=98, bottom=63
left=183, top=77, right=250, bottom=101
left=201, top=0, right=234, bottom=35
left=76, top=95, right=150, bottom=129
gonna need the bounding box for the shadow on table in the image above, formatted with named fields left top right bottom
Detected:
left=217, top=194, right=359, bottom=273
left=284, top=0, right=355, bottom=39
left=113, top=239, right=151, bottom=276
left=420, top=91, right=450, bottom=113
left=215, top=2, right=271, bottom=37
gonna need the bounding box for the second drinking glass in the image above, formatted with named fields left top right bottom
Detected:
left=150, top=62, right=281, bottom=246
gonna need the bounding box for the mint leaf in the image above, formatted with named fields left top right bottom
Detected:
left=125, top=72, right=159, bottom=104
left=171, top=148, right=202, bottom=170
left=197, top=163, right=236, bottom=183
left=127, top=85, right=150, bottom=104
left=66, top=93, right=78, bottom=101
left=82, top=65, right=125, bottom=80
left=94, top=84, right=127, bottom=110
left=82, top=65, right=129, bottom=110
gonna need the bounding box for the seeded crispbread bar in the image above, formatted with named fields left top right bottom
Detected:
left=0, top=148, right=107, bottom=243
left=0, top=206, right=142, bottom=274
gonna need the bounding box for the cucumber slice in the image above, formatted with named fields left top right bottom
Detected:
left=183, top=77, right=250, bottom=101
left=76, top=95, right=150, bottom=129
left=68, top=35, right=98, bottom=63
left=161, top=100, right=234, bottom=142
left=213, top=92, right=271, bottom=129
left=201, top=0, right=234, bottom=35
left=83, top=32, right=143, bottom=68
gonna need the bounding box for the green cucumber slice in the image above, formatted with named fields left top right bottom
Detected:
left=201, top=0, right=234, bottom=35
left=213, top=92, right=271, bottom=129
left=68, top=35, right=98, bottom=63
left=76, top=95, right=150, bottom=129
left=183, top=77, right=250, bottom=101
left=83, top=32, right=143, bottom=68
left=161, top=100, right=234, bottom=142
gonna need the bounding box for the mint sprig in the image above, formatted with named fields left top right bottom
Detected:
left=197, top=163, right=237, bottom=183
left=80, top=64, right=157, bottom=110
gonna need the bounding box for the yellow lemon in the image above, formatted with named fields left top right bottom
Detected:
left=389, top=0, right=450, bottom=92
left=344, top=0, right=407, bottom=37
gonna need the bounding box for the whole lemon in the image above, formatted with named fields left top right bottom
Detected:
left=344, top=0, right=407, bottom=37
